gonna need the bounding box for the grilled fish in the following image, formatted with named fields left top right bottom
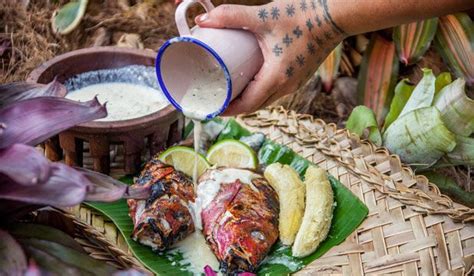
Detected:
left=198, top=168, right=279, bottom=274
left=127, top=158, right=195, bottom=251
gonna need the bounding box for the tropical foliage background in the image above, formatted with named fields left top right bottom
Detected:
left=0, top=1, right=472, bottom=210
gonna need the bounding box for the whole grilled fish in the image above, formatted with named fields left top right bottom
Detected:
left=127, top=158, right=195, bottom=251
left=198, top=168, right=279, bottom=274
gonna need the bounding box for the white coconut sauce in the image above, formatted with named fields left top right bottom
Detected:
left=66, top=82, right=168, bottom=121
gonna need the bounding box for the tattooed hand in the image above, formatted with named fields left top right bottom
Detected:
left=194, top=0, right=346, bottom=115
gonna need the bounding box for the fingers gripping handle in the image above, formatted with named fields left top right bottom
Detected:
left=176, top=0, right=215, bottom=36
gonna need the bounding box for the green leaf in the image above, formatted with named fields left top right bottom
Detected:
left=446, top=136, right=474, bottom=166
left=0, top=229, right=27, bottom=275
left=434, top=78, right=474, bottom=136
left=383, top=107, right=456, bottom=168
left=383, top=79, right=415, bottom=131
left=399, top=68, right=436, bottom=117
left=51, top=0, right=88, bottom=35
left=422, top=171, right=474, bottom=208
left=357, top=34, right=399, bottom=125
left=87, top=118, right=368, bottom=275
left=393, top=18, right=439, bottom=65
left=317, top=43, right=343, bottom=92
left=435, top=72, right=453, bottom=95
left=346, top=105, right=382, bottom=146
left=434, top=13, right=474, bottom=86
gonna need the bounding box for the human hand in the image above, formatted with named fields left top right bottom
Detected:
left=194, top=1, right=346, bottom=115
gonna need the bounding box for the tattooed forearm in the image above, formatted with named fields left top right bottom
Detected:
left=320, top=0, right=346, bottom=35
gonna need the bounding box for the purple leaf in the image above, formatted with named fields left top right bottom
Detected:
left=0, top=144, right=51, bottom=186
left=204, top=265, right=217, bottom=276
left=0, top=229, right=28, bottom=275
left=77, top=167, right=150, bottom=202
left=0, top=97, right=106, bottom=149
left=0, top=79, right=67, bottom=108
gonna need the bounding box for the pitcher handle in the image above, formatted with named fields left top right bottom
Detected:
left=176, top=0, right=215, bottom=36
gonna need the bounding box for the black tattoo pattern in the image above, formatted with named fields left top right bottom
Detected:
left=296, top=54, right=305, bottom=67
left=310, top=0, right=316, bottom=10
left=271, top=7, right=280, bottom=20
left=307, top=42, right=316, bottom=55
left=272, top=44, right=283, bottom=56
left=286, top=4, right=295, bottom=17
left=315, top=36, right=323, bottom=47
left=300, top=0, right=307, bottom=11
left=293, top=26, right=303, bottom=38
left=258, top=9, right=268, bottom=22
left=283, top=34, right=293, bottom=47
left=324, top=31, right=333, bottom=40
left=286, top=66, right=295, bottom=78
left=306, top=19, right=314, bottom=30
left=321, top=0, right=346, bottom=34
left=315, top=15, right=322, bottom=27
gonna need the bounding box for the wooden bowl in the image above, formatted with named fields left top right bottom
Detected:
left=28, top=47, right=184, bottom=175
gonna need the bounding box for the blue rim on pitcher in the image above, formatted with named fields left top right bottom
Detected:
left=155, top=36, right=233, bottom=120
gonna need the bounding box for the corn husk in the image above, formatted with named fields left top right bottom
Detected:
left=383, top=107, right=456, bottom=168
left=383, top=79, right=415, bottom=131
left=434, top=78, right=474, bottom=136
left=399, top=68, right=436, bottom=117
left=357, top=34, right=399, bottom=125
left=434, top=13, right=474, bottom=86
left=346, top=105, right=382, bottom=146
left=446, top=136, right=474, bottom=166
left=317, top=43, right=342, bottom=92
left=393, top=18, right=439, bottom=65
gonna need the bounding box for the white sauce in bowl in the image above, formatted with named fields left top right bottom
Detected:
left=66, top=82, right=169, bottom=122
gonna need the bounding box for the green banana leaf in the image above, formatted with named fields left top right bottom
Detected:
left=446, top=136, right=474, bottom=166
left=383, top=79, right=414, bottom=131
left=399, top=68, right=436, bottom=117
left=346, top=105, right=382, bottom=146
left=393, top=18, right=439, bottom=65
left=434, top=78, right=474, bottom=136
left=383, top=107, right=456, bottom=168
left=87, top=118, right=368, bottom=275
left=434, top=72, right=453, bottom=96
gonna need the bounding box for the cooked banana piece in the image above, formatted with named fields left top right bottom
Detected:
left=292, top=166, right=334, bottom=257
left=264, top=163, right=305, bottom=245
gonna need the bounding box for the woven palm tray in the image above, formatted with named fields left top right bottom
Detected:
left=67, top=107, right=474, bottom=275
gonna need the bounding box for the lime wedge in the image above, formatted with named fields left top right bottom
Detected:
left=51, top=0, right=88, bottom=35
left=159, top=146, right=210, bottom=178
left=206, top=139, right=258, bottom=169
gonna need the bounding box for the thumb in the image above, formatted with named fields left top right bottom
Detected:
left=196, top=4, right=262, bottom=32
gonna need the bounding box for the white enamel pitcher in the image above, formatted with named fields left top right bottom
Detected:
left=156, top=0, right=264, bottom=119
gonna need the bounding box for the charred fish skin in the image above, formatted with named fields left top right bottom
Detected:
left=127, top=158, right=195, bottom=251
left=200, top=169, right=279, bottom=274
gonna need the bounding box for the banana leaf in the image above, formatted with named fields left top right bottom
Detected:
left=422, top=171, right=474, bottom=208
left=433, top=78, right=474, bottom=136
left=383, top=107, right=456, bottom=168
left=317, top=43, right=343, bottom=92
left=87, top=118, right=368, bottom=275
left=346, top=105, right=382, bottom=146
left=435, top=72, right=452, bottom=95
left=399, top=68, right=436, bottom=117
left=383, top=79, right=415, bottom=131
left=446, top=136, right=474, bottom=166
left=357, top=34, right=399, bottom=125
left=393, top=18, right=439, bottom=65
left=434, top=13, right=474, bottom=86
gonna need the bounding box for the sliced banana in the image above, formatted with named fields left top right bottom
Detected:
left=264, top=163, right=305, bottom=245
left=292, top=166, right=334, bottom=257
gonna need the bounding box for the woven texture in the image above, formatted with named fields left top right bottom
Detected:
left=69, top=107, right=473, bottom=275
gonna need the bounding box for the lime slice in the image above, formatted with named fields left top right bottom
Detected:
left=159, top=146, right=210, bottom=178
left=206, top=139, right=258, bottom=169
left=51, top=0, right=88, bottom=35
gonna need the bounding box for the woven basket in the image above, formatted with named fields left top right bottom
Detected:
left=67, top=107, right=474, bottom=275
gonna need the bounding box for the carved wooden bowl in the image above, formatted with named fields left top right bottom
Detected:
left=28, top=47, right=184, bottom=175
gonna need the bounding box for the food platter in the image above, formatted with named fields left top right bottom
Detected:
left=86, top=118, right=368, bottom=275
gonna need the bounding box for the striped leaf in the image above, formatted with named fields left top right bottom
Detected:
left=434, top=13, right=474, bottom=86
left=357, top=34, right=399, bottom=125
left=393, top=18, right=439, bottom=65
left=317, top=43, right=342, bottom=92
